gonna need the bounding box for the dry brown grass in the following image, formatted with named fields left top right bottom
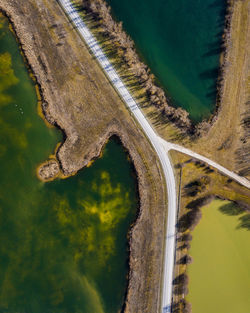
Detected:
left=188, top=0, right=250, bottom=176
left=0, top=0, right=170, bottom=312
left=75, top=0, right=250, bottom=177
left=170, top=150, right=250, bottom=219
left=169, top=149, right=250, bottom=312
left=71, top=0, right=185, bottom=143
left=1, top=0, right=249, bottom=312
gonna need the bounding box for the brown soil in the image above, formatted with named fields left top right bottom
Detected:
left=0, top=0, right=168, bottom=312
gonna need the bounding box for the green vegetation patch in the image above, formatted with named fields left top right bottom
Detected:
left=187, top=200, right=250, bottom=313
left=0, top=15, right=138, bottom=313
left=0, top=52, right=19, bottom=105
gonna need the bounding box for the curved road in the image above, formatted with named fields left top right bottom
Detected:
left=57, top=1, right=250, bottom=312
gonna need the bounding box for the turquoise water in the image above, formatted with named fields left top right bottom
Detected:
left=107, top=0, right=226, bottom=121
left=0, top=15, right=138, bottom=313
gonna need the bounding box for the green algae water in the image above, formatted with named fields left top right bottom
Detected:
left=106, top=0, right=226, bottom=121
left=0, top=15, right=138, bottom=313
left=187, top=200, right=250, bottom=313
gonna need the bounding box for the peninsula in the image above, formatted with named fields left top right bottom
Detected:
left=0, top=0, right=249, bottom=313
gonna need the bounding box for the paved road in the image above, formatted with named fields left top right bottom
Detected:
left=159, top=138, right=250, bottom=189
left=57, top=1, right=250, bottom=312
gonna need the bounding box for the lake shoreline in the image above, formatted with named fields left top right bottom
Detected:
left=79, top=0, right=235, bottom=137
left=1, top=0, right=248, bottom=311
left=0, top=3, right=167, bottom=312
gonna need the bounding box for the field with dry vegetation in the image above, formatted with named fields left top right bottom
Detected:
left=169, top=150, right=250, bottom=313
left=0, top=0, right=249, bottom=312
left=0, top=0, right=171, bottom=312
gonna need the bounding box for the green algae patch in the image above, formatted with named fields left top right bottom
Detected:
left=0, top=14, right=138, bottom=313
left=187, top=200, right=250, bottom=313
left=0, top=52, right=18, bottom=105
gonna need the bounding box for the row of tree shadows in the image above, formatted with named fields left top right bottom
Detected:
left=66, top=3, right=247, bottom=313
left=171, top=156, right=249, bottom=313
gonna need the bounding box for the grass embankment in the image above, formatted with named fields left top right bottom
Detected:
left=169, top=150, right=250, bottom=313
left=73, top=0, right=250, bottom=174
left=0, top=0, right=168, bottom=312
left=72, top=0, right=185, bottom=143
left=154, top=0, right=250, bottom=175
left=187, top=200, right=250, bottom=313
left=188, top=0, right=250, bottom=177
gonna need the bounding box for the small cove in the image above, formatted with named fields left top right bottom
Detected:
left=106, top=0, right=227, bottom=122
left=0, top=14, right=138, bottom=313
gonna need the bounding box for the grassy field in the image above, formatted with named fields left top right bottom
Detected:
left=170, top=150, right=250, bottom=313
left=187, top=199, right=250, bottom=313
left=169, top=150, right=250, bottom=207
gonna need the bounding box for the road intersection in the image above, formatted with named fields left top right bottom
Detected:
left=57, top=1, right=250, bottom=311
